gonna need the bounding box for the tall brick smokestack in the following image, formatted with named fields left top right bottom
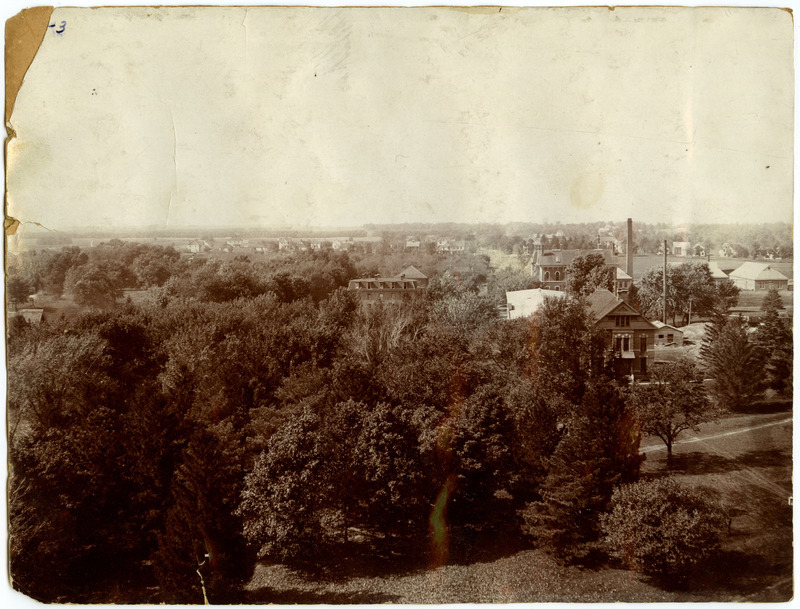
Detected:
left=626, top=218, right=633, bottom=277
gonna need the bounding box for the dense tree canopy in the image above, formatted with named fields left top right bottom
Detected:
left=637, top=262, right=738, bottom=325
left=9, top=230, right=767, bottom=602
left=565, top=253, right=614, bottom=296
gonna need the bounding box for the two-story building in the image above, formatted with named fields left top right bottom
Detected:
left=347, top=265, right=428, bottom=306
left=587, top=289, right=656, bottom=379
left=672, top=241, right=691, bottom=257
left=531, top=246, right=631, bottom=296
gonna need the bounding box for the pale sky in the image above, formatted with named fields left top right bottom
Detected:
left=6, top=5, right=795, bottom=229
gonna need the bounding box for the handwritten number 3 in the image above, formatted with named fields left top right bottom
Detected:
left=49, top=21, right=66, bottom=34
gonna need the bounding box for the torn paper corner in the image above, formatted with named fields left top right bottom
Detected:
left=5, top=6, right=54, bottom=125
left=5, top=216, right=20, bottom=236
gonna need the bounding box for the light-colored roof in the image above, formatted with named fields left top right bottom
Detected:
left=730, top=262, right=789, bottom=282
left=651, top=320, right=683, bottom=332
left=14, top=308, right=44, bottom=323
left=707, top=261, right=729, bottom=279
left=615, top=267, right=632, bottom=280
left=505, top=288, right=566, bottom=319
left=400, top=265, right=427, bottom=279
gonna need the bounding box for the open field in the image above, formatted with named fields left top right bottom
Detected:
left=737, top=289, right=793, bottom=313
left=244, top=409, right=792, bottom=603
left=479, top=248, right=531, bottom=273
left=641, top=407, right=793, bottom=601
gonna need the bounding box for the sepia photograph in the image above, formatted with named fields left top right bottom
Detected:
left=4, top=2, right=794, bottom=604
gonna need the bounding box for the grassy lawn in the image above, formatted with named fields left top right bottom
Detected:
left=737, top=289, right=793, bottom=314
left=639, top=403, right=793, bottom=601
left=654, top=343, right=701, bottom=363
left=30, top=293, right=83, bottom=322
left=245, top=408, right=792, bottom=603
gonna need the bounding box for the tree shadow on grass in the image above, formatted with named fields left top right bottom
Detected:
left=245, top=501, right=532, bottom=590
left=447, top=523, right=531, bottom=566
left=284, top=540, right=431, bottom=582
left=644, top=451, right=740, bottom=476
left=644, top=447, right=790, bottom=477
left=447, top=498, right=532, bottom=566
left=643, top=549, right=793, bottom=601
left=732, top=399, right=792, bottom=415
left=735, top=447, right=792, bottom=470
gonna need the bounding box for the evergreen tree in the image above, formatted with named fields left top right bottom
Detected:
left=153, top=422, right=252, bottom=603
left=701, top=314, right=765, bottom=411
left=755, top=289, right=792, bottom=395
left=522, top=379, right=642, bottom=559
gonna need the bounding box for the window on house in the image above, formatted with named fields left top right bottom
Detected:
left=667, top=333, right=673, bottom=342
left=545, top=271, right=550, bottom=281
left=640, top=357, right=647, bottom=375
left=658, top=334, right=664, bottom=339
left=640, top=335, right=647, bottom=351
left=615, top=337, right=622, bottom=351
left=615, top=316, right=630, bottom=327
left=623, top=337, right=630, bottom=351
left=555, top=271, right=560, bottom=281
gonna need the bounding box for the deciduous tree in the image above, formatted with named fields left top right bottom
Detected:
left=7, top=273, right=32, bottom=306
left=638, top=262, right=722, bottom=325
left=630, top=358, right=719, bottom=461
left=237, top=409, right=328, bottom=562
left=527, top=295, right=595, bottom=404
left=601, top=478, right=726, bottom=579
left=565, top=252, right=614, bottom=296
left=64, top=262, right=123, bottom=307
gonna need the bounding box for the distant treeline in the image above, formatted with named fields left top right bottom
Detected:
left=19, top=221, right=793, bottom=261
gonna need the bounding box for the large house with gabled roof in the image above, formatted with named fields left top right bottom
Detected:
left=586, top=289, right=656, bottom=379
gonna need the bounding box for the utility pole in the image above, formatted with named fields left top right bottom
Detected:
left=663, top=239, right=668, bottom=324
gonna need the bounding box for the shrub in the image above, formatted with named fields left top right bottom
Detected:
left=601, top=478, right=726, bottom=579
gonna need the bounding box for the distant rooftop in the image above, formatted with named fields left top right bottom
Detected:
left=730, top=262, right=788, bottom=281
